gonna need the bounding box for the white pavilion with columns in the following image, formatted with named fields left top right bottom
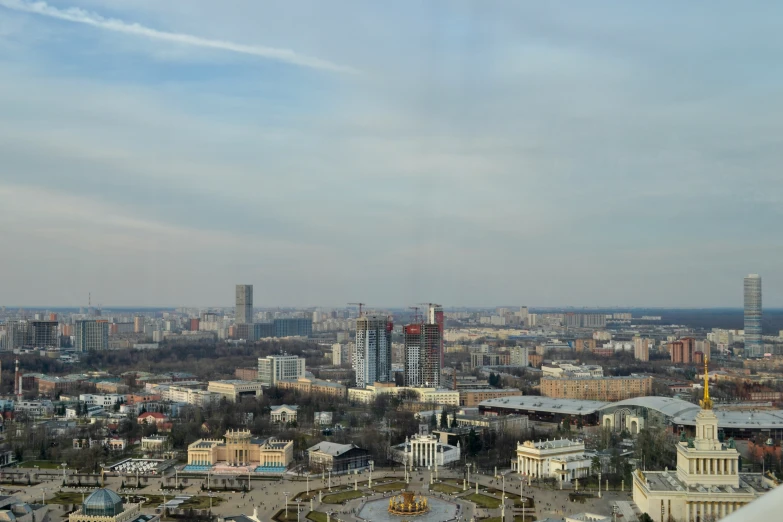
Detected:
left=392, top=433, right=461, bottom=468
left=633, top=360, right=773, bottom=521
left=512, top=437, right=593, bottom=481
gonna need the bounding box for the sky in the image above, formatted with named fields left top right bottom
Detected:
left=1, top=1, right=782, bottom=308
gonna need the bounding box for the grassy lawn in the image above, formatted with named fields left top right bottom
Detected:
left=273, top=509, right=307, bottom=522
left=294, top=489, right=321, bottom=501
left=430, top=482, right=463, bottom=494
left=464, top=493, right=501, bottom=509
left=17, top=461, right=63, bottom=469
left=306, top=512, right=328, bottom=522
left=513, top=496, right=535, bottom=508
left=321, top=490, right=365, bottom=504
left=371, top=481, right=407, bottom=493
left=49, top=492, right=85, bottom=505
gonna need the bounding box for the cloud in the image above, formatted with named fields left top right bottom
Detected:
left=0, top=0, right=357, bottom=73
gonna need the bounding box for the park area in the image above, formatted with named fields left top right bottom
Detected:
left=321, top=489, right=365, bottom=504
left=430, top=482, right=463, bottom=494
left=371, top=481, right=407, bottom=493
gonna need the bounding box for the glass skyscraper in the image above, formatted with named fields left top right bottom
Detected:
left=744, top=274, right=763, bottom=358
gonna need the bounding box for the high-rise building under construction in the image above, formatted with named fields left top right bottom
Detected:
left=403, top=323, right=442, bottom=387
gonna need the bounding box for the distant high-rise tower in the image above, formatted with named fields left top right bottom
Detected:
left=427, top=304, right=444, bottom=369
left=404, top=323, right=442, bottom=387
left=354, top=314, right=393, bottom=388
left=744, top=274, right=763, bottom=357
left=74, top=320, right=109, bottom=352
left=235, top=284, right=254, bottom=324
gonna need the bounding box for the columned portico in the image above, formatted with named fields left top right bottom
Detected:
left=633, top=359, right=769, bottom=521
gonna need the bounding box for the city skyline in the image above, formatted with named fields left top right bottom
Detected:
left=1, top=2, right=782, bottom=307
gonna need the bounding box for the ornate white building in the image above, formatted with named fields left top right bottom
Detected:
left=391, top=433, right=461, bottom=467
left=633, top=361, right=773, bottom=521
left=512, top=438, right=594, bottom=482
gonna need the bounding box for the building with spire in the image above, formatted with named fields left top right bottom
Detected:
left=632, top=358, right=774, bottom=521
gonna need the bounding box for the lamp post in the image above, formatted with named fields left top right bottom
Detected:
left=306, top=473, right=309, bottom=494
left=521, top=498, right=528, bottom=522
left=41, top=487, right=47, bottom=505
left=284, top=491, right=290, bottom=517
left=598, top=471, right=602, bottom=498
left=328, top=471, right=332, bottom=491
left=369, top=460, right=374, bottom=488
left=61, top=463, right=67, bottom=484
left=297, top=499, right=301, bottom=522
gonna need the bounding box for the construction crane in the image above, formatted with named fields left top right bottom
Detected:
left=408, top=306, right=422, bottom=323
left=418, top=302, right=441, bottom=320
left=348, top=302, right=366, bottom=317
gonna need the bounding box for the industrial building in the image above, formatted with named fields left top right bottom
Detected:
left=480, top=395, right=783, bottom=440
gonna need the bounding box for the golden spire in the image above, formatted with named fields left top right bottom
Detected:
left=700, top=356, right=712, bottom=410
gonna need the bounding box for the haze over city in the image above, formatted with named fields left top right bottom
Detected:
left=1, top=1, right=782, bottom=308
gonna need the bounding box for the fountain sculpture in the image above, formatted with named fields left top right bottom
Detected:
left=388, top=491, right=430, bottom=516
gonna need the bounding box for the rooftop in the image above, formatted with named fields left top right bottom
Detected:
left=480, top=396, right=608, bottom=415
left=308, top=442, right=359, bottom=457
left=642, top=470, right=768, bottom=495
left=673, top=408, right=783, bottom=430
left=599, top=397, right=700, bottom=418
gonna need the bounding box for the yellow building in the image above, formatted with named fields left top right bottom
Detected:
left=277, top=377, right=346, bottom=398
left=206, top=380, right=263, bottom=402
left=541, top=375, right=652, bottom=402
left=186, top=430, right=293, bottom=472
left=347, top=383, right=459, bottom=405
left=632, top=362, right=772, bottom=521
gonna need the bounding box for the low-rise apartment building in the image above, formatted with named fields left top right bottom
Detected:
left=459, top=388, right=523, bottom=407
left=541, top=375, right=653, bottom=401
left=207, top=380, right=263, bottom=402
left=347, top=383, right=459, bottom=405
left=276, top=377, right=346, bottom=398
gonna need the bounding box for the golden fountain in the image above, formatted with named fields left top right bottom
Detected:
left=388, top=491, right=430, bottom=516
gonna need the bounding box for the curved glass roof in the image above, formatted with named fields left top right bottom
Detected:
left=598, top=397, right=700, bottom=418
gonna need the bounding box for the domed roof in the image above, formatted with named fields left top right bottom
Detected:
left=83, top=488, right=124, bottom=516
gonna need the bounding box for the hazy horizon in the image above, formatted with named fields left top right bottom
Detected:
left=1, top=1, right=781, bottom=307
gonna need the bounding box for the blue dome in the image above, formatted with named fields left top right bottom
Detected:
left=83, top=488, right=124, bottom=516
